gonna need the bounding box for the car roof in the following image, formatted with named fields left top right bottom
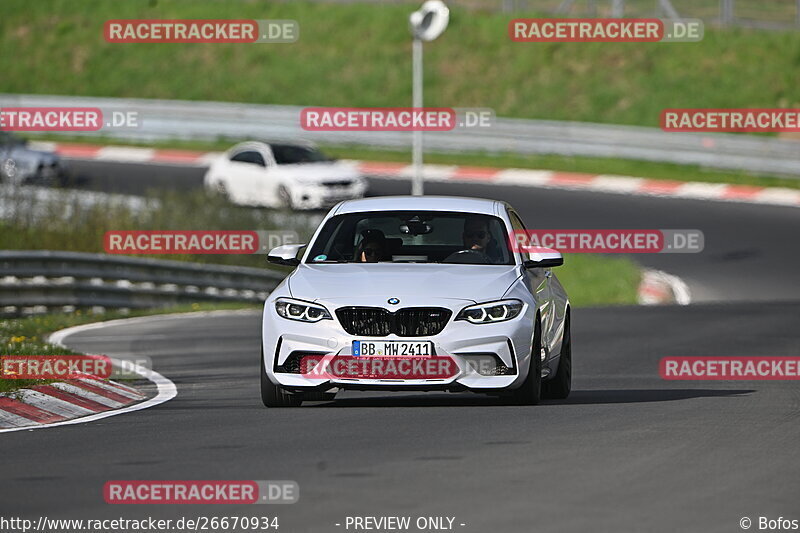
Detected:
left=229, top=140, right=316, bottom=152
left=335, top=196, right=502, bottom=216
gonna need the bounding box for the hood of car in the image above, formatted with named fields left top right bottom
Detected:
left=276, top=161, right=360, bottom=184
left=288, top=263, right=521, bottom=304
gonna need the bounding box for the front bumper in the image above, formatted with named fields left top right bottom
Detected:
left=290, top=182, right=367, bottom=210
left=262, top=298, right=537, bottom=392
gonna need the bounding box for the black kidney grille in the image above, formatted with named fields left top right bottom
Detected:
left=337, top=307, right=392, bottom=336
left=395, top=308, right=451, bottom=336
left=336, top=307, right=452, bottom=337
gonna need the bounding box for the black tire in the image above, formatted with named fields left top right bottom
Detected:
left=506, top=319, right=542, bottom=405
left=57, top=169, right=72, bottom=187
left=542, top=312, right=572, bottom=400
left=261, top=349, right=302, bottom=407
left=212, top=181, right=230, bottom=200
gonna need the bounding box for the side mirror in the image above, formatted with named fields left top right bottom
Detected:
left=523, top=248, right=564, bottom=269
left=268, top=244, right=306, bottom=267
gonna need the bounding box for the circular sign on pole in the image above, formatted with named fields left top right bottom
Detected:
left=409, top=0, right=450, bottom=42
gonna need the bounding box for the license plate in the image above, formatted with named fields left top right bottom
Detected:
left=352, top=340, right=433, bottom=357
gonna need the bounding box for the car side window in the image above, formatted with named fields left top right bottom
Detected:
left=230, top=150, right=266, bottom=167
left=508, top=210, right=527, bottom=231
left=508, top=209, right=529, bottom=260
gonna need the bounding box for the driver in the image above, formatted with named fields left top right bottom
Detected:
left=461, top=217, right=503, bottom=263
left=354, top=229, right=387, bottom=263
left=463, top=217, right=491, bottom=253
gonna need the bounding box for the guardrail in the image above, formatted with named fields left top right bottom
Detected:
left=0, top=250, right=285, bottom=317
left=2, top=94, right=800, bottom=178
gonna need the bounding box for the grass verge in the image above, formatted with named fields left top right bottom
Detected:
left=0, top=302, right=257, bottom=394
left=0, top=187, right=320, bottom=269
left=557, top=254, right=641, bottom=308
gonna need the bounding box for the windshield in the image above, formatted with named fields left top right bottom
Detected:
left=306, top=211, right=514, bottom=265
left=271, top=144, right=332, bottom=165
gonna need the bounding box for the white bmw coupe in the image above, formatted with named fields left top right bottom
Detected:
left=261, top=196, right=571, bottom=406
left=204, top=141, right=366, bottom=210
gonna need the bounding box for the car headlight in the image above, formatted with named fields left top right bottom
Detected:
left=275, top=298, right=332, bottom=322
left=455, top=300, right=524, bottom=324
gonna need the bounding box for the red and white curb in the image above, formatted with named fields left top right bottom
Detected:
left=638, top=269, right=692, bottom=306
left=354, top=161, right=800, bottom=209
left=29, top=141, right=222, bottom=167
left=0, top=316, right=181, bottom=434
left=30, top=141, right=800, bottom=208
left=0, top=377, right=145, bottom=430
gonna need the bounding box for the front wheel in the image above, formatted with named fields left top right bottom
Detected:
left=209, top=179, right=230, bottom=200
left=542, top=312, right=571, bottom=400
left=505, top=319, right=542, bottom=405
left=277, top=185, right=294, bottom=210
left=261, top=349, right=302, bottom=407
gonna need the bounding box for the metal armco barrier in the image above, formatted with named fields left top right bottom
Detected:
left=0, top=250, right=285, bottom=316
left=2, top=94, right=800, bottom=178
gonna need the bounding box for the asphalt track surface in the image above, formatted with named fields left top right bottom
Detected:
left=0, top=158, right=798, bottom=532
left=3, top=304, right=799, bottom=532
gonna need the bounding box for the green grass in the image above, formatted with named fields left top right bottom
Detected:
left=557, top=254, right=641, bottom=308
left=2, top=0, right=800, bottom=128
left=0, top=302, right=257, bottom=394
left=0, top=187, right=320, bottom=268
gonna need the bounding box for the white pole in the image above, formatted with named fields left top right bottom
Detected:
left=411, top=37, right=424, bottom=196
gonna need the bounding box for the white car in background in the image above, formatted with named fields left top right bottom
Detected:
left=204, top=141, right=367, bottom=210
